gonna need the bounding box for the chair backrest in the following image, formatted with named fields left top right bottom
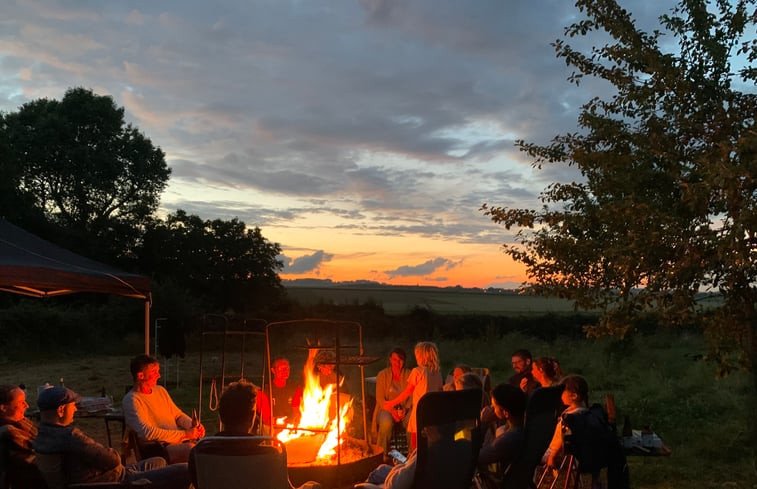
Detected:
left=500, top=385, right=564, bottom=489
left=189, top=436, right=288, bottom=489
left=470, top=368, right=492, bottom=396
left=414, top=389, right=483, bottom=489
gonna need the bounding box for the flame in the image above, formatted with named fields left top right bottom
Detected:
left=276, top=349, right=353, bottom=461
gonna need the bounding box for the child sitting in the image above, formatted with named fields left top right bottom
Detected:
left=544, top=375, right=629, bottom=489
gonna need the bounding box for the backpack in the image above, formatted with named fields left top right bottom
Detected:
left=562, top=404, right=630, bottom=489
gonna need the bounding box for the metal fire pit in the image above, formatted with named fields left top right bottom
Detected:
left=287, top=446, right=384, bottom=489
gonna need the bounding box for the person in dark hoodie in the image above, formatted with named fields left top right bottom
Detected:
left=32, top=386, right=190, bottom=489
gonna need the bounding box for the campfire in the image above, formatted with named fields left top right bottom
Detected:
left=275, top=349, right=370, bottom=466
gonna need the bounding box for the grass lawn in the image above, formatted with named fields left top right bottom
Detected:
left=1, top=330, right=753, bottom=488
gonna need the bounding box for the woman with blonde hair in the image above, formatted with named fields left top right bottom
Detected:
left=383, top=341, right=443, bottom=450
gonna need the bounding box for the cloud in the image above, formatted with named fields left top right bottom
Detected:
left=281, top=250, right=334, bottom=274
left=384, top=257, right=459, bottom=278
left=0, top=0, right=682, bottom=286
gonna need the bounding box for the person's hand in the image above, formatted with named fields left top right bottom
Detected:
left=519, top=377, right=528, bottom=392
left=390, top=407, right=405, bottom=422
left=480, top=405, right=495, bottom=423
left=383, top=400, right=395, bottom=411
left=546, top=453, right=557, bottom=469
left=185, top=425, right=204, bottom=441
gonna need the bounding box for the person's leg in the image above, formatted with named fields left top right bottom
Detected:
left=366, top=464, right=393, bottom=484
left=124, top=462, right=191, bottom=489
left=376, top=410, right=394, bottom=452
left=125, top=456, right=167, bottom=477
left=165, top=442, right=194, bottom=464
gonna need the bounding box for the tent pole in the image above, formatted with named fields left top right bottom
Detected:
left=144, top=300, right=150, bottom=355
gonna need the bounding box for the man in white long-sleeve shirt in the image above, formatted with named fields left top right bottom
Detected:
left=123, top=355, right=205, bottom=463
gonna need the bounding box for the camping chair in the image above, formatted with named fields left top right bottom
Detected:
left=413, top=388, right=484, bottom=489
left=189, top=435, right=288, bottom=489
left=123, top=428, right=169, bottom=463
left=536, top=403, right=630, bottom=489
left=499, top=385, right=565, bottom=489
left=470, top=368, right=492, bottom=397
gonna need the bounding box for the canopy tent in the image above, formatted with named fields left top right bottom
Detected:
left=0, top=217, right=152, bottom=353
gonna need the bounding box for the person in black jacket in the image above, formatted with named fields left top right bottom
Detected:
left=33, top=386, right=190, bottom=489
left=478, top=383, right=527, bottom=482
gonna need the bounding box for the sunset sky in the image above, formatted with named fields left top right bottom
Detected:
left=0, top=0, right=676, bottom=288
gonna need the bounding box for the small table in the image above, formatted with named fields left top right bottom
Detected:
left=77, top=408, right=125, bottom=448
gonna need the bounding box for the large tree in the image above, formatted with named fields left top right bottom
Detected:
left=1, top=87, right=170, bottom=263
left=483, top=0, right=757, bottom=375
left=139, top=210, right=284, bottom=312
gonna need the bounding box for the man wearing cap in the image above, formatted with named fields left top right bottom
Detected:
left=0, top=384, right=46, bottom=488
left=32, top=386, right=191, bottom=488
left=123, top=354, right=205, bottom=464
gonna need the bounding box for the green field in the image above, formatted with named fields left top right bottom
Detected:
left=284, top=286, right=578, bottom=315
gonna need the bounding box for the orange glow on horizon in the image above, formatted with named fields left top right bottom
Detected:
left=271, top=227, right=528, bottom=288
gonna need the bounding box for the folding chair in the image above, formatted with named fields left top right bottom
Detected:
left=499, top=385, right=565, bottom=489
left=536, top=403, right=630, bottom=489
left=470, top=368, right=492, bottom=397
left=124, top=428, right=169, bottom=463
left=413, top=388, right=484, bottom=489
left=189, top=435, right=288, bottom=489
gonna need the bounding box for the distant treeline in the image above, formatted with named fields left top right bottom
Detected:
left=0, top=293, right=679, bottom=360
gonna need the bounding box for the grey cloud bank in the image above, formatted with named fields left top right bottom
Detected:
left=0, top=0, right=680, bottom=282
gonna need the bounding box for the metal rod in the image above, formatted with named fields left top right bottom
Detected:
left=359, top=323, right=368, bottom=444
left=265, top=322, right=274, bottom=436
left=198, top=331, right=205, bottom=422
left=241, top=320, right=248, bottom=379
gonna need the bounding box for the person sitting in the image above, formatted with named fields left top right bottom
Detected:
left=477, top=383, right=527, bottom=487
left=122, top=354, right=205, bottom=463
left=216, top=381, right=259, bottom=435
left=372, top=347, right=411, bottom=454
left=532, top=357, right=563, bottom=388
left=206, top=380, right=321, bottom=489
left=442, top=364, right=472, bottom=391
left=509, top=349, right=540, bottom=396
left=544, top=375, right=629, bottom=489
left=454, top=372, right=490, bottom=409
left=314, top=350, right=348, bottom=392
left=0, top=384, right=46, bottom=489
left=257, top=357, right=303, bottom=429
left=32, top=386, right=191, bottom=489
left=544, top=375, right=589, bottom=469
